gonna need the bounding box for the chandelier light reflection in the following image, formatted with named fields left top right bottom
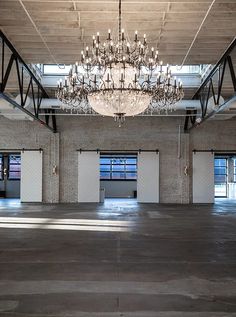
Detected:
left=56, top=0, right=184, bottom=126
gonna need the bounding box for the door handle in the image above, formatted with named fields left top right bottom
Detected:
left=3, top=168, right=7, bottom=176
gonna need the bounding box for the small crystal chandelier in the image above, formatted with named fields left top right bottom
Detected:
left=57, top=0, right=184, bottom=126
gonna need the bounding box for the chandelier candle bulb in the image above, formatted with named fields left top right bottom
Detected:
left=108, top=29, right=111, bottom=40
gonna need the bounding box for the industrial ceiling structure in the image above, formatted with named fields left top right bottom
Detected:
left=0, top=0, right=235, bottom=65
left=0, top=0, right=235, bottom=132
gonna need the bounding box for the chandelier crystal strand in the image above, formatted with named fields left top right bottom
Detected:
left=56, top=0, right=184, bottom=126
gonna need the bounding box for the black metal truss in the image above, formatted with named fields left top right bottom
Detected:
left=0, top=30, right=57, bottom=133
left=184, top=37, right=236, bottom=132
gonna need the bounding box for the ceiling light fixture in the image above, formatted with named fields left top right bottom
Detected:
left=57, top=0, right=184, bottom=126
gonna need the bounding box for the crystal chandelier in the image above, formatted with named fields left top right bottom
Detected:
left=57, top=0, right=184, bottom=126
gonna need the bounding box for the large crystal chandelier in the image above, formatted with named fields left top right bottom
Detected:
left=57, top=0, right=184, bottom=126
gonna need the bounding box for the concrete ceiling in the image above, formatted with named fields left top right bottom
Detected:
left=0, top=0, right=236, bottom=66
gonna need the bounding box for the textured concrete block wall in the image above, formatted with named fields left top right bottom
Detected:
left=0, top=115, right=235, bottom=203
left=0, top=117, right=60, bottom=203
left=58, top=116, right=190, bottom=203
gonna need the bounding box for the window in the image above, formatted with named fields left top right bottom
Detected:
left=234, top=159, right=236, bottom=182
left=43, top=64, right=71, bottom=75
left=8, top=155, right=21, bottom=180
left=214, top=158, right=227, bottom=197
left=100, top=154, right=137, bottom=180
left=214, top=158, right=227, bottom=183
left=0, top=155, right=3, bottom=180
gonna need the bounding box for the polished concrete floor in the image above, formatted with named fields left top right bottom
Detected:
left=0, top=198, right=236, bottom=316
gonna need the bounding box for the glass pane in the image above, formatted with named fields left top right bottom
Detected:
left=126, top=165, right=137, bottom=171
left=100, top=165, right=110, bottom=172
left=10, top=165, right=21, bottom=172
left=214, top=167, right=226, bottom=175
left=111, top=158, right=126, bottom=164
left=9, top=171, right=21, bottom=179
left=100, top=172, right=110, bottom=179
left=214, top=159, right=227, bottom=167
left=112, top=165, right=125, bottom=172
left=126, top=158, right=137, bottom=164
left=126, top=172, right=137, bottom=179
left=215, top=175, right=227, bottom=183
left=112, top=172, right=125, bottom=179
left=100, top=158, right=111, bottom=164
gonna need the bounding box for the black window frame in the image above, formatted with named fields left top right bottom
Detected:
left=100, top=154, right=137, bottom=181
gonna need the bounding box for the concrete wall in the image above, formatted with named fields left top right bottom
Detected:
left=59, top=116, right=189, bottom=203
left=0, top=117, right=60, bottom=203
left=0, top=115, right=235, bottom=203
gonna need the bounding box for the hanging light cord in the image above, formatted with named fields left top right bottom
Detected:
left=18, top=0, right=65, bottom=68
left=179, top=0, right=216, bottom=68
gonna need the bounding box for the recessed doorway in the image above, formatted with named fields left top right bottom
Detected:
left=0, top=153, right=21, bottom=199
left=214, top=155, right=236, bottom=199
left=100, top=153, right=137, bottom=199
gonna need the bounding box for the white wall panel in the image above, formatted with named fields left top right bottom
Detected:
left=20, top=151, right=43, bottom=202
left=137, top=152, right=159, bottom=203
left=192, top=152, right=214, bottom=203
left=78, top=152, right=100, bottom=202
